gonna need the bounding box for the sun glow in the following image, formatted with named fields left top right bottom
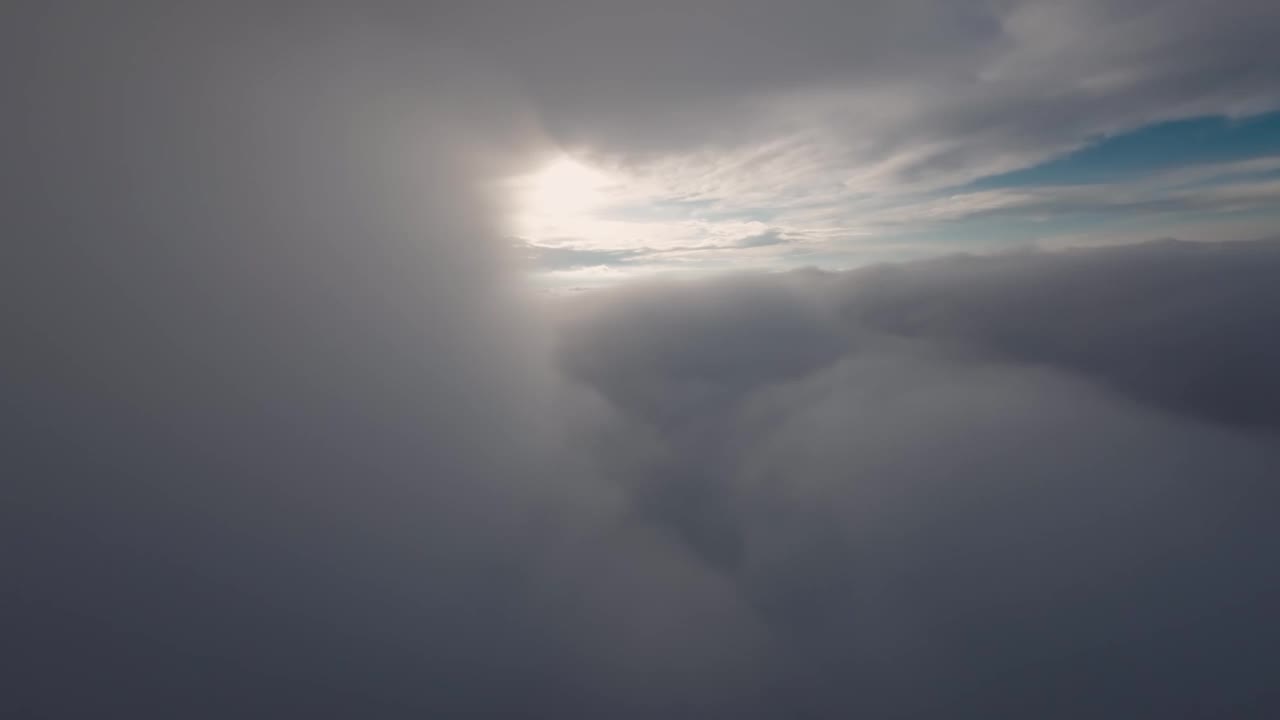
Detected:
left=514, top=155, right=610, bottom=237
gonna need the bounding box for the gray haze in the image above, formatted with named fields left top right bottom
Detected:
left=6, top=3, right=1280, bottom=718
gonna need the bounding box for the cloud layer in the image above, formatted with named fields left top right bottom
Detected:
left=557, top=238, right=1280, bottom=716
left=7, top=3, right=1280, bottom=718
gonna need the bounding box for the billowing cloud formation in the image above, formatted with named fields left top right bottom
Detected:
left=557, top=238, right=1280, bottom=716
left=7, top=3, right=1280, bottom=719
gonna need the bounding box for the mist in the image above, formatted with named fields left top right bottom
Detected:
left=7, top=3, right=1280, bottom=718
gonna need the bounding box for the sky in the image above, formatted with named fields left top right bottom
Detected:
left=7, top=3, right=1280, bottom=718
left=496, top=1, right=1280, bottom=286
left=521, top=112, right=1280, bottom=286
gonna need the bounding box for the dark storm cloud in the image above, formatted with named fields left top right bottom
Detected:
left=8, top=2, right=1280, bottom=719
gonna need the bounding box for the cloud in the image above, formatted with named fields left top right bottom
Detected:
left=733, top=228, right=789, bottom=248
left=9, top=3, right=1280, bottom=719
left=7, top=5, right=744, bottom=716
left=556, top=238, right=1280, bottom=716
left=480, top=1, right=1280, bottom=182
left=523, top=227, right=795, bottom=279
left=525, top=243, right=649, bottom=271
left=489, top=1, right=1280, bottom=278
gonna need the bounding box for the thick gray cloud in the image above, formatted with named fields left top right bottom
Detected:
left=557, top=238, right=1280, bottom=716
left=7, top=3, right=1280, bottom=719
left=5, top=5, right=748, bottom=716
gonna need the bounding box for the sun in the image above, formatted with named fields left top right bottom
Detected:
left=515, top=155, right=609, bottom=230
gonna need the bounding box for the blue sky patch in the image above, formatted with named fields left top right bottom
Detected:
left=967, top=112, right=1280, bottom=190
